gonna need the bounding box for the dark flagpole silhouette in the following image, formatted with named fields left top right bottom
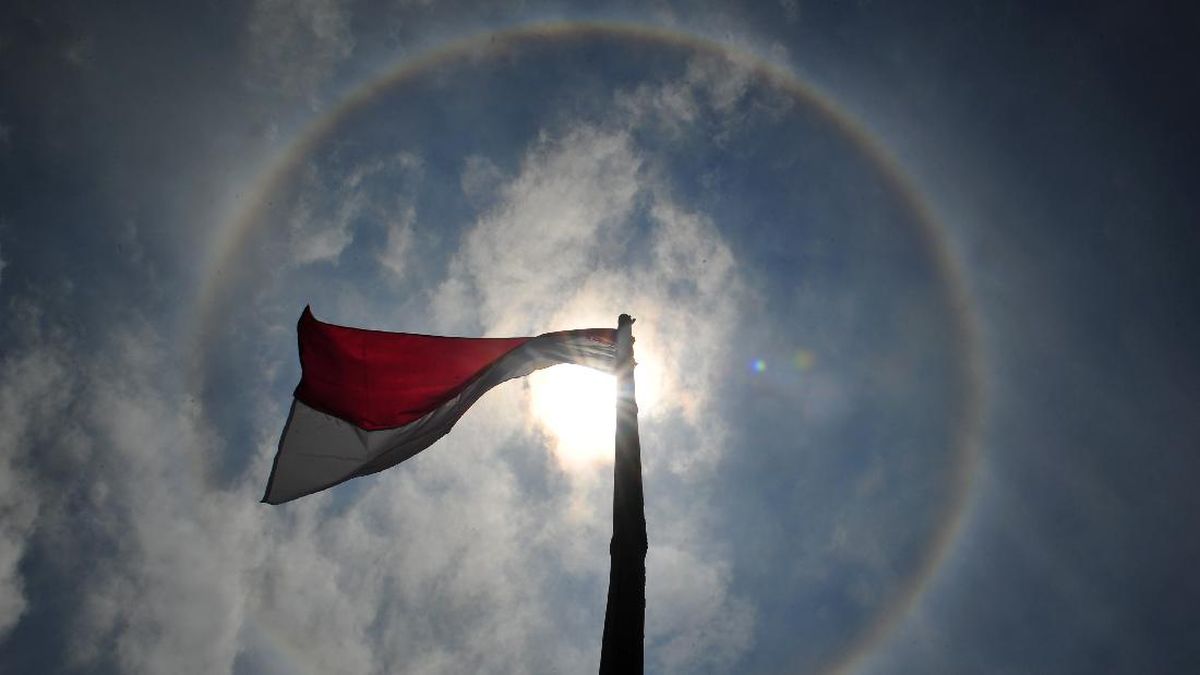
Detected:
left=599, top=313, right=647, bottom=673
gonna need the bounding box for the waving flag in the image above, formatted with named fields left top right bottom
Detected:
left=263, top=307, right=617, bottom=504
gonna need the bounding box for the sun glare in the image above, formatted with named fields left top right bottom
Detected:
left=528, top=365, right=616, bottom=469
left=527, top=330, right=664, bottom=471
left=528, top=319, right=672, bottom=468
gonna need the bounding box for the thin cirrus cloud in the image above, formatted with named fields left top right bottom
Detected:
left=0, top=333, right=58, bottom=638
left=0, top=307, right=260, bottom=672
left=284, top=152, right=424, bottom=267
left=244, top=0, right=356, bottom=103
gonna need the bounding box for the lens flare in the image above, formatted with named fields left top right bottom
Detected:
left=793, top=348, right=815, bottom=371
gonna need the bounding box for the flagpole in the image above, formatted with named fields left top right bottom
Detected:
left=599, top=313, right=647, bottom=673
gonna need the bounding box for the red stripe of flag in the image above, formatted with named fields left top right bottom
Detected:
left=294, top=307, right=531, bottom=430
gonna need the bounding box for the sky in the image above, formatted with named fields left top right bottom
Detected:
left=0, top=1, right=1197, bottom=674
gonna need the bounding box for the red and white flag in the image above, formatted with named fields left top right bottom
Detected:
left=262, top=307, right=617, bottom=504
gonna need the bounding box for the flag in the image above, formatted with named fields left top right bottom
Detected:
left=262, top=307, right=618, bottom=504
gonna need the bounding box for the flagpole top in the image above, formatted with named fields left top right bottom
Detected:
left=617, top=315, right=635, bottom=352
left=616, top=315, right=636, bottom=370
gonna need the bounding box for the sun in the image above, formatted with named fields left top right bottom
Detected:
left=527, top=340, right=664, bottom=470
left=528, top=364, right=617, bottom=469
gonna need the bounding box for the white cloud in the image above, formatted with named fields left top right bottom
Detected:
left=286, top=152, right=422, bottom=266
left=433, top=126, right=642, bottom=335
left=614, top=52, right=757, bottom=140
left=0, top=337, right=68, bottom=638
left=0, top=301, right=268, bottom=671
left=377, top=205, right=414, bottom=279
left=245, top=386, right=613, bottom=673
left=10, top=320, right=260, bottom=674
left=286, top=164, right=360, bottom=265
left=647, top=545, right=754, bottom=672
left=615, top=79, right=699, bottom=136
left=0, top=296, right=613, bottom=673
left=245, top=0, right=355, bottom=102
left=684, top=53, right=755, bottom=116
left=427, top=79, right=755, bottom=668
left=459, top=154, right=505, bottom=208
left=0, top=51, right=767, bottom=675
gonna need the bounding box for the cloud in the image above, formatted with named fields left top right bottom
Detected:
left=377, top=205, right=415, bottom=279
left=0, top=43, right=770, bottom=675
left=613, top=52, right=759, bottom=142
left=459, top=155, right=505, bottom=209
left=285, top=152, right=422, bottom=266
left=432, top=126, right=642, bottom=335
left=647, top=545, right=754, bottom=672
left=251, top=402, right=611, bottom=673
left=245, top=0, right=355, bottom=102
left=0, top=295, right=613, bottom=672
left=285, top=168, right=358, bottom=265
left=434, top=125, right=747, bottom=469
left=615, top=79, right=700, bottom=136
left=427, top=80, right=755, bottom=668
left=0, top=315, right=262, bottom=673
left=0, top=325, right=67, bottom=638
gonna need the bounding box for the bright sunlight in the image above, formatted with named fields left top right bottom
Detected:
left=529, top=365, right=616, bottom=469
left=528, top=340, right=663, bottom=470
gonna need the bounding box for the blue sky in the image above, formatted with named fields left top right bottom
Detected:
left=1, top=2, right=1197, bottom=673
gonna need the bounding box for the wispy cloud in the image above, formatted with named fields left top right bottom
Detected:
left=0, top=316, right=65, bottom=638
left=432, top=126, right=643, bottom=335
left=1, top=40, right=775, bottom=675
left=614, top=52, right=760, bottom=143
left=285, top=152, right=422, bottom=266
left=424, top=64, right=759, bottom=670
left=245, top=0, right=355, bottom=103
left=377, top=204, right=415, bottom=279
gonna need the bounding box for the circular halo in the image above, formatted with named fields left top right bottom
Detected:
left=192, top=20, right=985, bottom=673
